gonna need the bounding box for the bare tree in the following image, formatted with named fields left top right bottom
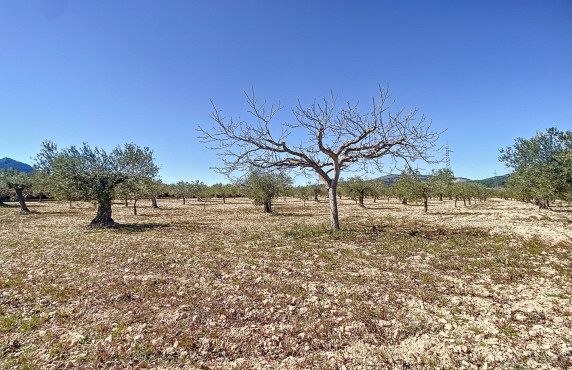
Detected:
left=198, top=87, right=441, bottom=230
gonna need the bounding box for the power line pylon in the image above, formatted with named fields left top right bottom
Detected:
left=445, top=142, right=452, bottom=171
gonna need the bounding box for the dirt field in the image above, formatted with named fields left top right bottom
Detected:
left=1, top=197, right=571, bottom=369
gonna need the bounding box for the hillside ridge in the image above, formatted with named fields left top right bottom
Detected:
left=0, top=157, right=34, bottom=173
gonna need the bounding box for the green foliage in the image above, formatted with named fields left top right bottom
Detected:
left=0, top=169, right=33, bottom=211
left=369, top=179, right=390, bottom=201
left=34, top=141, right=159, bottom=224
left=392, top=169, right=424, bottom=204
left=500, top=127, right=572, bottom=206
left=340, top=177, right=373, bottom=207
left=244, top=171, right=291, bottom=212
left=293, top=185, right=311, bottom=205
left=429, top=168, right=454, bottom=200
left=35, top=141, right=158, bottom=204
left=473, top=174, right=509, bottom=188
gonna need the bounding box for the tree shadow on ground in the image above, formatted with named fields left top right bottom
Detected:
left=0, top=203, right=19, bottom=208
left=91, top=223, right=170, bottom=232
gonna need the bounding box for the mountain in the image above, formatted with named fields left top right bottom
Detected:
left=377, top=173, right=509, bottom=186
left=0, top=158, right=34, bottom=173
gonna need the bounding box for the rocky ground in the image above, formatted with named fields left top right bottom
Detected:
left=0, top=197, right=571, bottom=369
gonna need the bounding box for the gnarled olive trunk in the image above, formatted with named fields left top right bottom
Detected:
left=358, top=193, right=365, bottom=208
left=90, top=199, right=115, bottom=227
left=151, top=195, right=159, bottom=209
left=263, top=198, right=272, bottom=213
left=15, top=188, right=30, bottom=213
left=133, top=198, right=138, bottom=215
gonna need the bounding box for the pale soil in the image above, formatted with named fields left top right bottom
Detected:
left=361, top=197, right=572, bottom=246
left=0, top=197, right=571, bottom=369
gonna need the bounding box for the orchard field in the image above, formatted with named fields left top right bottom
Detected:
left=1, top=197, right=571, bottom=369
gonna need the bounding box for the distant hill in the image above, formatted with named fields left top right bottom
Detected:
left=472, top=174, right=509, bottom=187
left=0, top=158, right=33, bottom=173
left=377, top=173, right=509, bottom=187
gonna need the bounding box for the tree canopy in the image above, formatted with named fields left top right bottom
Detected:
left=199, top=87, right=441, bottom=229
left=35, top=141, right=159, bottom=226
left=499, top=127, right=572, bottom=208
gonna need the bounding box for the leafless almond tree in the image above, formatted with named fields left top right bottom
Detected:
left=198, top=87, right=442, bottom=230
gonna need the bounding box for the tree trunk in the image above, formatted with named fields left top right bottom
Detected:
left=536, top=198, right=549, bottom=209
left=423, top=197, right=428, bottom=213
left=38, top=194, right=43, bottom=202
left=69, top=200, right=73, bottom=209
left=327, top=185, right=340, bottom=231
left=151, top=195, right=159, bottom=209
left=263, top=198, right=272, bottom=213
left=125, top=199, right=129, bottom=207
left=90, top=200, right=115, bottom=227
left=15, top=188, right=29, bottom=213
left=133, top=198, right=138, bottom=215
left=439, top=194, right=443, bottom=201
left=223, top=196, right=226, bottom=204
left=182, top=196, right=186, bottom=205
left=402, top=198, right=408, bottom=205
left=463, top=198, right=466, bottom=206
left=454, top=197, right=458, bottom=208
left=468, top=198, right=471, bottom=205
left=314, top=193, right=319, bottom=202
left=358, top=194, right=365, bottom=208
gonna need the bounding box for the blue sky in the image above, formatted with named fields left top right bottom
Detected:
left=1, top=0, right=571, bottom=184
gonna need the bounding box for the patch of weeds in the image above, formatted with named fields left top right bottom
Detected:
left=48, top=341, right=65, bottom=358
left=19, top=314, right=48, bottom=332
left=502, top=325, right=518, bottom=336
left=468, top=327, right=483, bottom=334
left=283, top=222, right=330, bottom=240
left=111, top=323, right=126, bottom=340
left=133, top=344, right=154, bottom=362
left=0, top=313, right=18, bottom=333
left=0, top=276, right=23, bottom=289
left=523, top=236, right=548, bottom=255
left=547, top=293, right=569, bottom=299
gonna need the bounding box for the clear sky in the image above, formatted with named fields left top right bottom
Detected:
left=1, top=0, right=571, bottom=184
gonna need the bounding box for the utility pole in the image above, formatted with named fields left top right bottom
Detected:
left=445, top=142, right=452, bottom=171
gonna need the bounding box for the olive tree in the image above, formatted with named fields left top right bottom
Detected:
left=199, top=87, right=441, bottom=230
left=244, top=170, right=290, bottom=213
left=343, top=177, right=373, bottom=208
left=0, top=169, right=32, bottom=213
left=429, top=168, right=454, bottom=201
left=35, top=141, right=159, bottom=226
left=500, top=127, right=572, bottom=208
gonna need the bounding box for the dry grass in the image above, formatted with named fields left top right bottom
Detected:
left=1, top=197, right=571, bottom=369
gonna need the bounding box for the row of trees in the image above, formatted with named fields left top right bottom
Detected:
left=1, top=159, right=492, bottom=223
left=239, top=168, right=492, bottom=214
